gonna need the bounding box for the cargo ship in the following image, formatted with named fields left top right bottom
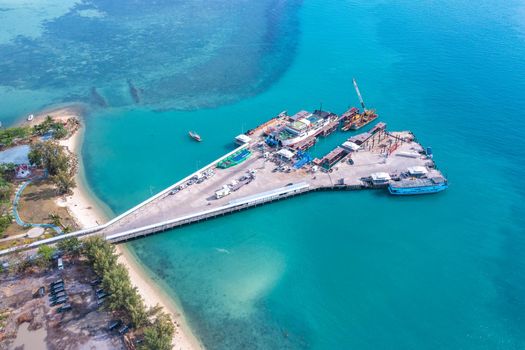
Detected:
left=217, top=148, right=252, bottom=169
left=388, top=176, right=448, bottom=195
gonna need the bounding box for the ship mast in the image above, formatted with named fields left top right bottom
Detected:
left=353, top=78, right=367, bottom=112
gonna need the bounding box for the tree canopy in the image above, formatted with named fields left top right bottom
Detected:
left=56, top=236, right=82, bottom=258
left=141, top=311, right=175, bottom=350
left=82, top=236, right=174, bottom=346
left=36, top=244, right=55, bottom=268
left=29, top=141, right=78, bottom=194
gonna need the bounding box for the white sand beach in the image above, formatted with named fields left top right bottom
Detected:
left=34, top=105, right=202, bottom=350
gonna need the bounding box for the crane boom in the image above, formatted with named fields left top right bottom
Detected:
left=353, top=78, right=367, bottom=112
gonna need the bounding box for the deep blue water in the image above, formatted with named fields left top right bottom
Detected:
left=3, top=0, right=525, bottom=349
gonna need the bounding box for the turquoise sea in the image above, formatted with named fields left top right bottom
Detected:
left=2, top=0, right=525, bottom=349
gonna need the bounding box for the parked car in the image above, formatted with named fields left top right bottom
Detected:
left=108, top=320, right=122, bottom=331
left=51, top=281, right=64, bottom=289
left=118, top=324, right=130, bottom=335
left=90, top=277, right=102, bottom=286
left=49, top=279, right=64, bottom=288
left=97, top=292, right=108, bottom=299
left=50, top=286, right=65, bottom=294
left=51, top=296, right=68, bottom=306
left=51, top=250, right=63, bottom=260
left=34, top=286, right=45, bottom=298
left=49, top=291, right=67, bottom=301
left=57, top=304, right=72, bottom=313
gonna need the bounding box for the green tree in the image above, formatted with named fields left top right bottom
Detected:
left=141, top=312, right=175, bottom=350
left=48, top=213, right=62, bottom=227
left=82, top=236, right=150, bottom=327
left=29, top=141, right=78, bottom=194
left=83, top=236, right=118, bottom=275
left=51, top=170, right=76, bottom=195
left=0, top=214, right=12, bottom=234
left=53, top=124, right=68, bottom=139
left=0, top=182, right=12, bottom=201
left=0, top=126, right=30, bottom=146
left=36, top=244, right=55, bottom=268
left=57, top=237, right=81, bottom=258
left=28, top=141, right=74, bottom=176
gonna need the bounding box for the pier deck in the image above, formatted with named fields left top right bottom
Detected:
left=97, top=130, right=437, bottom=241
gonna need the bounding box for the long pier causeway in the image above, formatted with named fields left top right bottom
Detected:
left=0, top=119, right=445, bottom=257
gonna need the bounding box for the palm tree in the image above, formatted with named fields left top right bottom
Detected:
left=48, top=213, right=62, bottom=227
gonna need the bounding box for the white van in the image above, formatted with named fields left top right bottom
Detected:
left=57, top=258, right=64, bottom=270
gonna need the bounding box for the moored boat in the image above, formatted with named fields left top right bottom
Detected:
left=341, top=78, right=379, bottom=131
left=217, top=149, right=252, bottom=169
left=27, top=114, right=34, bottom=122
left=388, top=176, right=448, bottom=195
left=268, top=110, right=338, bottom=147
left=189, top=131, right=202, bottom=142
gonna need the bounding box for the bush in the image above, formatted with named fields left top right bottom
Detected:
left=36, top=244, right=55, bottom=268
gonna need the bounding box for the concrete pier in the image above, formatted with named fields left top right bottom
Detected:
left=0, top=121, right=446, bottom=256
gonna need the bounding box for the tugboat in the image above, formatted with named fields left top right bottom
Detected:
left=189, top=131, right=202, bottom=142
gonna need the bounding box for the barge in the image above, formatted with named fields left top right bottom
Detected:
left=340, top=78, right=379, bottom=131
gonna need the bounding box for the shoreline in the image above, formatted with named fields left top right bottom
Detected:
left=27, top=104, right=202, bottom=349
left=117, top=245, right=204, bottom=350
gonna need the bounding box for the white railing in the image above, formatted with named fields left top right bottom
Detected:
left=0, top=144, right=249, bottom=257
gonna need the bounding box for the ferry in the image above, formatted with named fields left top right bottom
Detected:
left=388, top=177, right=448, bottom=195
left=272, top=110, right=336, bottom=147
left=189, top=131, right=202, bottom=142
left=217, top=148, right=251, bottom=169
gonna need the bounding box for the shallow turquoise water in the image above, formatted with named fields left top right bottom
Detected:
left=4, top=0, right=525, bottom=349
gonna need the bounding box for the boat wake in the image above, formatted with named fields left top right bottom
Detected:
left=215, top=248, right=231, bottom=254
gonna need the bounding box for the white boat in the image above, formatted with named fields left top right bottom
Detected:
left=27, top=114, right=34, bottom=121
left=279, top=118, right=330, bottom=146
left=189, top=131, right=202, bottom=142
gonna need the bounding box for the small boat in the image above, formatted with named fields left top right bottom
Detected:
left=189, top=131, right=202, bottom=142
left=27, top=114, right=34, bottom=122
